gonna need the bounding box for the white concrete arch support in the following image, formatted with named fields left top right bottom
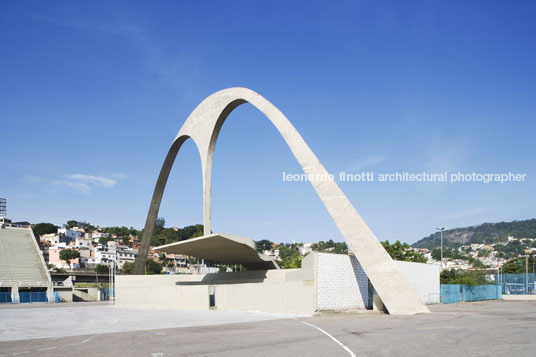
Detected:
left=133, top=87, right=429, bottom=315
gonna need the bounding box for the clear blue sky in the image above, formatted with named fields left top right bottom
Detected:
left=1, top=0, right=535, bottom=244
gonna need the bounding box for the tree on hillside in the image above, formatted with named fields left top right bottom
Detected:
left=96, top=264, right=109, bottom=274
left=145, top=259, right=162, bottom=275
left=311, top=240, right=348, bottom=254
left=382, top=240, right=427, bottom=263
left=122, top=262, right=134, bottom=274
left=440, top=269, right=490, bottom=286
left=155, top=217, right=166, bottom=235
left=502, top=256, right=535, bottom=273
left=150, top=219, right=204, bottom=246
left=158, top=253, right=172, bottom=268
left=65, top=220, right=78, bottom=229
left=32, top=223, right=58, bottom=238
left=59, top=249, right=80, bottom=269
left=283, top=255, right=303, bottom=269
left=99, top=236, right=115, bottom=245
left=121, top=235, right=131, bottom=245
left=277, top=243, right=302, bottom=269
left=278, top=243, right=299, bottom=260
left=65, top=220, right=94, bottom=232
left=102, top=226, right=139, bottom=238
left=431, top=248, right=449, bottom=261
left=256, top=239, right=273, bottom=252
left=478, top=249, right=490, bottom=257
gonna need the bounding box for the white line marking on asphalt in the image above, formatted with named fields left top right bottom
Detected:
left=505, top=321, right=536, bottom=326
left=301, top=321, right=356, bottom=357
left=11, top=352, right=30, bottom=356
left=37, top=346, right=57, bottom=351
left=81, top=334, right=98, bottom=344
left=416, top=326, right=459, bottom=330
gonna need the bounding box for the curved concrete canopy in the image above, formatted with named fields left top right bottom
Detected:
left=154, top=233, right=279, bottom=271
left=133, top=87, right=429, bottom=315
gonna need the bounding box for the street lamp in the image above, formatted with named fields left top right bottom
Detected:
left=436, top=227, right=446, bottom=269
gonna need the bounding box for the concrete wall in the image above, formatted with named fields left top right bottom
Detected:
left=115, top=253, right=438, bottom=314
left=72, top=287, right=101, bottom=302
left=394, top=261, right=440, bottom=304
left=116, top=270, right=315, bottom=313
left=116, top=275, right=205, bottom=310
left=215, top=280, right=314, bottom=314
left=54, top=287, right=73, bottom=302
left=316, top=253, right=369, bottom=310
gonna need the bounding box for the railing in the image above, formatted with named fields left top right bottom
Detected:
left=440, top=284, right=501, bottom=304
left=495, top=273, right=536, bottom=295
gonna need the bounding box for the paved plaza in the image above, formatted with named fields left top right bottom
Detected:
left=1, top=300, right=535, bottom=356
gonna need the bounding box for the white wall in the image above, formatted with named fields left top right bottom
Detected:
left=315, top=253, right=440, bottom=310
left=394, top=261, right=440, bottom=304
left=115, top=271, right=315, bottom=314
left=57, top=228, right=83, bottom=240
left=115, top=253, right=438, bottom=314
left=316, top=253, right=369, bottom=310
left=116, top=275, right=209, bottom=310
left=216, top=281, right=314, bottom=314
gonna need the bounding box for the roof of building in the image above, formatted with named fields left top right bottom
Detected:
left=154, top=233, right=279, bottom=270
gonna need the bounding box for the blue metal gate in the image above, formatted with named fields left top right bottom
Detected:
left=19, top=292, right=48, bottom=303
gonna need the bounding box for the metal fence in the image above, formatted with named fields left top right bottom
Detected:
left=462, top=285, right=502, bottom=302
left=19, top=292, right=48, bottom=303
left=495, top=273, right=536, bottom=295
left=440, top=284, right=501, bottom=303
left=0, top=291, right=63, bottom=303
left=440, top=284, right=461, bottom=303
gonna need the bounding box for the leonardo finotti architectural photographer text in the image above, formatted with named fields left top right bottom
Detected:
left=282, top=171, right=527, bottom=184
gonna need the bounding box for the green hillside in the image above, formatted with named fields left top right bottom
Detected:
left=412, top=218, right=536, bottom=250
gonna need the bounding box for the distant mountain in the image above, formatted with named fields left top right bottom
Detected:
left=412, top=219, right=536, bottom=250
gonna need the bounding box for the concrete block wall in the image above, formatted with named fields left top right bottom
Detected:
left=316, top=253, right=369, bottom=310
left=315, top=253, right=440, bottom=310
left=394, top=261, right=440, bottom=304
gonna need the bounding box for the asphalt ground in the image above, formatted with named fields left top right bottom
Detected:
left=1, top=300, right=535, bottom=356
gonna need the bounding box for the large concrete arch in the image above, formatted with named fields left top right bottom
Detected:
left=133, top=87, right=429, bottom=315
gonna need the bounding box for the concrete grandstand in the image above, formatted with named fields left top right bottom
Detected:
left=0, top=221, right=54, bottom=303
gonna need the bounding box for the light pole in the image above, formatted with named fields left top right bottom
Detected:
left=526, top=255, right=529, bottom=294
left=436, top=227, right=446, bottom=269
left=530, top=252, right=536, bottom=295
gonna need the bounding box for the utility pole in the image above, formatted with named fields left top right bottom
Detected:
left=436, top=227, right=446, bottom=270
